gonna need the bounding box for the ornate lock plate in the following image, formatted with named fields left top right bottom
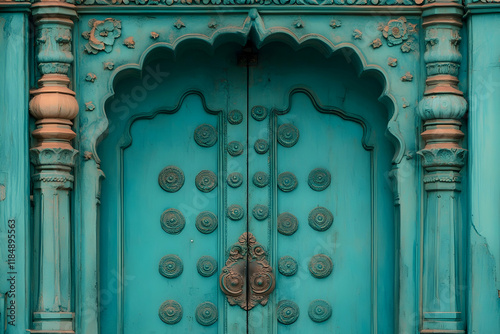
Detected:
left=219, top=232, right=275, bottom=310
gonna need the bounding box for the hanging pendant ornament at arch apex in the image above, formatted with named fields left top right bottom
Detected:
left=219, top=232, right=275, bottom=311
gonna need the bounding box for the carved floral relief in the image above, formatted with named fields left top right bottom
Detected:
left=82, top=18, right=122, bottom=54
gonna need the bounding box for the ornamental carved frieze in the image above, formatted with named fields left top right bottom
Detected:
left=219, top=232, right=275, bottom=311
left=82, top=18, right=122, bottom=54
left=76, top=0, right=420, bottom=4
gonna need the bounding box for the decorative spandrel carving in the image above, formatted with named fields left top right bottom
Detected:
left=195, top=302, right=218, bottom=326
left=277, top=300, right=300, bottom=325
left=220, top=233, right=275, bottom=311
left=82, top=18, right=121, bottom=54
left=308, top=299, right=332, bottom=322
left=308, top=254, right=333, bottom=278
left=123, top=36, right=135, bottom=48
left=195, top=170, right=217, bottom=192
left=158, top=300, right=183, bottom=324
left=160, top=208, right=185, bottom=234
left=158, top=166, right=185, bottom=193
left=159, top=254, right=183, bottom=278
left=380, top=16, right=416, bottom=53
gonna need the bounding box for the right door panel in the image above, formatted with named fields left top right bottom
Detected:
left=247, top=43, right=395, bottom=333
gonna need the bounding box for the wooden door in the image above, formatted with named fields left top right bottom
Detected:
left=98, top=42, right=394, bottom=333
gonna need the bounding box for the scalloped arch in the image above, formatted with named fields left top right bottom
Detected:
left=95, top=8, right=404, bottom=163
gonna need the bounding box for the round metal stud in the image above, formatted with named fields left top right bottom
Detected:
left=194, top=124, right=217, bottom=147
left=277, top=123, right=299, bottom=148
left=277, top=300, right=300, bottom=325
left=308, top=207, right=334, bottom=231
left=308, top=168, right=331, bottom=191
left=227, top=172, right=243, bottom=188
left=160, top=208, right=185, bottom=234
left=159, top=300, right=183, bottom=324
left=251, top=106, right=268, bottom=121
left=228, top=110, right=243, bottom=125
left=278, top=172, right=298, bottom=192
left=277, top=212, right=298, bottom=235
left=158, top=166, right=185, bottom=192
left=197, top=256, right=218, bottom=277
left=308, top=299, right=332, bottom=322
left=159, top=254, right=183, bottom=278
left=195, top=302, right=218, bottom=326
left=308, top=254, right=333, bottom=278
left=227, top=204, right=244, bottom=221
left=195, top=170, right=217, bottom=193
left=253, top=172, right=269, bottom=188
left=278, top=256, right=298, bottom=276
left=227, top=141, right=244, bottom=156
left=252, top=204, right=269, bottom=221
left=254, top=139, right=269, bottom=154
left=195, top=211, right=218, bottom=234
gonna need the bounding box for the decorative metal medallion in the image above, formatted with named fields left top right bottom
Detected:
left=308, top=207, right=334, bottom=231
left=158, top=165, right=185, bottom=193
left=195, top=211, right=218, bottom=234
left=254, top=139, right=269, bottom=154
left=252, top=204, right=269, bottom=221
left=197, top=256, right=218, bottom=277
left=277, top=300, right=300, bottom=325
left=227, top=141, right=244, bottom=156
left=160, top=208, right=185, bottom=234
left=309, top=254, right=333, bottom=278
left=195, top=170, right=217, bottom=192
left=158, top=300, right=183, bottom=324
left=253, top=172, right=269, bottom=188
left=195, top=302, right=218, bottom=326
left=228, top=110, right=243, bottom=125
left=220, top=233, right=275, bottom=310
left=251, top=106, right=268, bottom=121
left=278, top=172, right=298, bottom=192
left=277, top=212, right=298, bottom=235
left=308, top=299, right=332, bottom=323
left=227, top=204, right=244, bottom=221
left=194, top=124, right=218, bottom=147
left=308, top=168, right=331, bottom=191
left=278, top=256, right=298, bottom=276
left=159, top=254, right=183, bottom=278
left=227, top=172, right=243, bottom=188
left=278, top=123, right=300, bottom=148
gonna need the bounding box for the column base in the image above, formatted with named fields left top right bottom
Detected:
left=32, top=312, right=74, bottom=333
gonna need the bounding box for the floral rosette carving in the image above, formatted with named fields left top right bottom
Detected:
left=82, top=18, right=122, bottom=54
left=381, top=17, right=416, bottom=51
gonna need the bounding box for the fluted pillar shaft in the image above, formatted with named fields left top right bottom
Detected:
left=418, top=3, right=467, bottom=333
left=29, top=2, right=78, bottom=333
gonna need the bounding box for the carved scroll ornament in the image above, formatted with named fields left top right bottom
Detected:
left=219, top=232, right=275, bottom=310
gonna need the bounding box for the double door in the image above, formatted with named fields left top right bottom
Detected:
left=98, top=43, right=394, bottom=333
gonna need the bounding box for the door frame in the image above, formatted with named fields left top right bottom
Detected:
left=65, top=5, right=465, bottom=334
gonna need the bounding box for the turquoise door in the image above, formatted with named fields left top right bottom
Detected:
left=98, top=43, right=394, bottom=333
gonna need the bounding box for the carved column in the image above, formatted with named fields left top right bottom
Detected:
left=418, top=3, right=467, bottom=333
left=29, top=2, right=78, bottom=333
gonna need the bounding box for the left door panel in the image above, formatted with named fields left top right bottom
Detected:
left=98, top=45, right=248, bottom=333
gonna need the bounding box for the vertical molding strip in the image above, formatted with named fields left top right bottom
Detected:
left=418, top=2, right=467, bottom=333
left=29, top=2, right=78, bottom=333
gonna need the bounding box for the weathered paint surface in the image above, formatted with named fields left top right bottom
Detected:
left=0, top=9, right=30, bottom=334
